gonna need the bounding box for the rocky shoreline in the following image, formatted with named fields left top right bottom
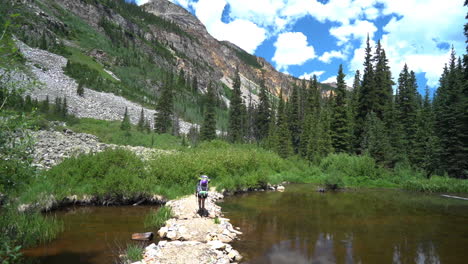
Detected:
left=134, top=191, right=243, bottom=264
left=133, top=185, right=282, bottom=264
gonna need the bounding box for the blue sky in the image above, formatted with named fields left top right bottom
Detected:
left=135, top=0, right=466, bottom=94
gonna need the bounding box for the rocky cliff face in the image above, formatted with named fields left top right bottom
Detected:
left=143, top=0, right=298, bottom=98
left=9, top=0, right=305, bottom=111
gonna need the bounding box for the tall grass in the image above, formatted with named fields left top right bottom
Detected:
left=125, top=243, right=144, bottom=263
left=144, top=206, right=173, bottom=229
left=0, top=206, right=63, bottom=248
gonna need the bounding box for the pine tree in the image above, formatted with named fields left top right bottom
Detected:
left=77, top=81, right=85, bottom=97
left=62, top=97, right=68, bottom=117
left=275, top=89, right=292, bottom=158
left=24, top=95, right=32, bottom=112
left=264, top=98, right=278, bottom=150
left=373, top=41, right=393, bottom=122
left=307, top=107, right=333, bottom=163
left=331, top=64, right=351, bottom=153
left=395, top=64, right=419, bottom=162
left=288, top=84, right=301, bottom=153
left=228, top=69, right=244, bottom=143
left=200, top=82, right=217, bottom=141
left=434, top=49, right=467, bottom=178
left=300, top=75, right=323, bottom=157
left=54, top=97, right=62, bottom=115
left=413, top=87, right=437, bottom=174
left=361, top=112, right=392, bottom=166
left=255, top=76, right=271, bottom=142
left=154, top=81, right=173, bottom=134
left=120, top=107, right=131, bottom=132
left=41, top=95, right=50, bottom=113
left=192, top=76, right=198, bottom=94
left=356, top=36, right=377, bottom=150
left=350, top=70, right=361, bottom=153
left=137, top=108, right=145, bottom=132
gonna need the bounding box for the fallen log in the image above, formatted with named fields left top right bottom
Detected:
left=132, top=232, right=154, bottom=241
left=441, top=194, right=468, bottom=201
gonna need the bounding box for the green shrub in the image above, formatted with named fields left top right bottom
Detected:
left=38, top=148, right=151, bottom=199
left=323, top=171, right=345, bottom=190
left=319, top=153, right=385, bottom=182
left=144, top=206, right=173, bottom=229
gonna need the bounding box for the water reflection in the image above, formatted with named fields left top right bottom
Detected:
left=222, top=185, right=468, bottom=264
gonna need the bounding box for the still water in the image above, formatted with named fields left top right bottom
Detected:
left=221, top=185, right=468, bottom=264
left=24, top=206, right=158, bottom=264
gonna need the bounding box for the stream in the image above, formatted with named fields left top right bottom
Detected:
left=24, top=184, right=468, bottom=263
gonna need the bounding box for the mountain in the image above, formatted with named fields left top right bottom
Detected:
left=4, top=0, right=315, bottom=130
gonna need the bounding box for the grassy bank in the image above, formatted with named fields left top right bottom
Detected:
left=19, top=141, right=468, bottom=208
left=18, top=141, right=320, bottom=205
left=317, top=153, right=468, bottom=193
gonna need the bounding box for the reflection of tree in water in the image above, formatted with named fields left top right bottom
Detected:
left=261, top=233, right=346, bottom=264
left=393, top=241, right=440, bottom=264
left=225, top=186, right=465, bottom=263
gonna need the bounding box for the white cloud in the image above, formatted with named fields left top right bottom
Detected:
left=319, top=50, right=347, bottom=63
left=329, top=20, right=377, bottom=46
left=211, top=20, right=267, bottom=53
left=283, top=0, right=378, bottom=25
left=378, top=0, right=466, bottom=87
left=321, top=75, right=337, bottom=84
left=135, top=0, right=149, bottom=5
left=193, top=0, right=266, bottom=53
left=299, top=71, right=325, bottom=80
left=272, top=32, right=316, bottom=70
left=321, top=74, right=354, bottom=87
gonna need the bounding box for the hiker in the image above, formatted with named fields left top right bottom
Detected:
left=196, top=175, right=209, bottom=215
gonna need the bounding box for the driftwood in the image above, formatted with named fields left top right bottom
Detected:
left=132, top=198, right=146, bottom=206
left=132, top=232, right=154, bottom=241
left=441, top=195, right=468, bottom=201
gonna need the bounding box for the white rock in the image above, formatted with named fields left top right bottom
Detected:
left=157, top=241, right=167, bottom=247
left=208, top=241, right=226, bottom=250
left=166, top=231, right=178, bottom=240
left=228, top=250, right=241, bottom=261
left=145, top=243, right=157, bottom=251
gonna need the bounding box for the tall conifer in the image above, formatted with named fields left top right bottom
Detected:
left=331, top=64, right=351, bottom=153
left=200, top=82, right=217, bottom=141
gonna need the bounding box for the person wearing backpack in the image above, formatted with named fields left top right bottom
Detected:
left=196, top=175, right=209, bottom=215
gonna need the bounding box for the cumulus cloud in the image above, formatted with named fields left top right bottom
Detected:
left=272, top=32, right=316, bottom=70
left=299, top=71, right=325, bottom=80
left=378, top=0, right=465, bottom=87
left=193, top=0, right=267, bottom=53
left=142, top=0, right=465, bottom=87
left=319, top=50, right=347, bottom=63
left=344, top=0, right=466, bottom=87
left=283, top=0, right=378, bottom=25
left=329, top=20, right=377, bottom=46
